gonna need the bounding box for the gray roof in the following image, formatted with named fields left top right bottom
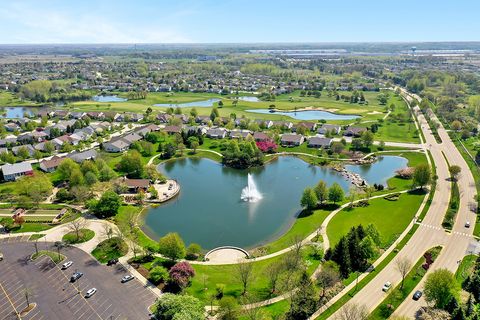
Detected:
left=1, top=162, right=33, bottom=176
left=67, top=149, right=97, bottom=163
left=308, top=137, right=332, bottom=147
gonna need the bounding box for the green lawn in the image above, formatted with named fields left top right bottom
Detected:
left=9, top=222, right=53, bottom=233
left=91, top=237, right=129, bottom=263
left=31, top=250, right=66, bottom=264
left=327, top=191, right=424, bottom=248
left=455, top=254, right=478, bottom=286
left=62, top=229, right=95, bottom=244
left=239, top=299, right=290, bottom=320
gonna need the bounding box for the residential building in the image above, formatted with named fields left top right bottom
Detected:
left=1, top=162, right=34, bottom=181
left=280, top=134, right=304, bottom=146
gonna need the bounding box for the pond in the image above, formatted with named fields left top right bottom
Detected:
left=345, top=156, right=408, bottom=187
left=0, top=107, right=34, bottom=118
left=92, top=95, right=127, bottom=102
left=153, top=98, right=220, bottom=108
left=245, top=109, right=360, bottom=120
left=143, top=155, right=407, bottom=249
left=236, top=96, right=260, bottom=102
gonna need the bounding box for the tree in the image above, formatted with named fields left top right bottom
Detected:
left=285, top=272, right=318, bottom=320
left=117, top=150, right=144, bottom=178
left=33, top=150, right=43, bottom=162
left=316, top=262, right=340, bottom=301
left=424, top=268, right=460, bottom=309
left=218, top=297, right=240, bottom=320
left=300, top=187, right=318, bottom=210
left=395, top=257, right=412, bottom=289
left=148, top=266, right=169, bottom=284
left=351, top=138, right=363, bottom=150
left=451, top=120, right=462, bottom=131
left=449, top=165, right=461, bottom=181
left=331, top=141, right=344, bottom=154
left=57, top=158, right=79, bottom=182
left=158, top=232, right=186, bottom=261
left=154, top=293, right=204, bottom=320
left=16, top=172, right=53, bottom=205
left=169, top=261, right=195, bottom=289
left=236, top=261, right=254, bottom=295
left=265, top=261, right=283, bottom=295
left=91, top=191, right=121, bottom=218
left=16, top=146, right=30, bottom=160
left=416, top=307, right=451, bottom=320
left=361, top=131, right=374, bottom=148
left=334, top=303, right=369, bottom=320
left=67, top=218, right=87, bottom=242
left=413, top=164, right=432, bottom=189
left=328, top=183, right=344, bottom=204
left=185, top=243, right=202, bottom=260
left=314, top=180, right=328, bottom=205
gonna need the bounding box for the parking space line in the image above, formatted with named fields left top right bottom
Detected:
left=0, top=281, right=20, bottom=319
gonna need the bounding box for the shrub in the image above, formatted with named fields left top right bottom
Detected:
left=169, top=261, right=195, bottom=289
left=149, top=266, right=170, bottom=285
left=186, top=243, right=202, bottom=260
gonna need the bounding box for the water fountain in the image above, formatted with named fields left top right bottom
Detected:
left=241, top=173, right=262, bottom=202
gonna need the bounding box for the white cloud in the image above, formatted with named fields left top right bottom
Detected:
left=0, top=2, right=191, bottom=43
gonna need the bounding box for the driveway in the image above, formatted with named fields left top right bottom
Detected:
left=0, top=240, right=157, bottom=320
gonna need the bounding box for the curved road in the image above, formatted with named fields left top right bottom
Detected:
left=323, top=91, right=477, bottom=319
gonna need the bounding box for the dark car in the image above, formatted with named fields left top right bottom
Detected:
left=70, top=271, right=83, bottom=282
left=107, top=258, right=119, bottom=266
left=413, top=290, right=423, bottom=300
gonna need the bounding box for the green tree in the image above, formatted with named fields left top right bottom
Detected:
left=57, top=158, right=79, bottom=182
left=413, top=164, right=432, bottom=189
left=91, top=191, right=121, bottom=218
left=148, top=266, right=169, bottom=284
left=218, top=297, right=240, bottom=320
left=17, top=172, right=53, bottom=205
left=361, top=131, right=374, bottom=148
left=300, top=187, right=318, bottom=210
left=328, top=183, right=344, bottom=204
left=449, top=165, right=461, bottom=181
left=158, top=232, right=186, bottom=261
left=314, top=180, right=328, bottom=205
left=424, top=269, right=460, bottom=309
left=117, top=150, right=144, bottom=178
left=285, top=272, right=318, bottom=320
left=16, top=146, right=30, bottom=160
left=154, top=293, right=204, bottom=320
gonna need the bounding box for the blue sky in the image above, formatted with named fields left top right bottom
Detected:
left=0, top=0, right=478, bottom=43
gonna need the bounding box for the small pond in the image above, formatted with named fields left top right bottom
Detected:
left=0, top=107, right=34, bottom=118
left=245, top=109, right=360, bottom=120
left=345, top=156, right=408, bottom=187
left=236, top=96, right=260, bottom=102
left=92, top=95, right=127, bottom=102
left=143, top=155, right=407, bottom=249
left=153, top=98, right=220, bottom=108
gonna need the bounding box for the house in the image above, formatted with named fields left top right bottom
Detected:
left=174, top=114, right=189, bottom=124
left=53, top=110, right=70, bottom=119
left=70, top=111, right=87, bottom=119
left=344, top=126, right=367, bottom=137
left=0, top=137, right=17, bottom=147
left=1, top=162, right=34, bottom=181
left=86, top=111, right=105, bottom=119
left=272, top=121, right=293, bottom=130
left=17, top=133, right=33, bottom=144
left=67, top=149, right=97, bottom=163
left=308, top=137, right=332, bottom=148
left=103, top=139, right=130, bottom=153
left=164, top=125, right=182, bottom=135
left=280, top=134, right=304, bottom=146
left=255, top=119, right=273, bottom=129
left=39, top=156, right=64, bottom=172
left=121, top=177, right=151, bottom=193
left=31, top=130, right=49, bottom=142
left=296, top=122, right=317, bottom=132
left=318, top=124, right=342, bottom=135
left=206, top=128, right=227, bottom=139
left=230, top=130, right=252, bottom=139
left=253, top=132, right=270, bottom=142
left=12, top=144, right=35, bottom=157
left=0, top=148, right=7, bottom=155
left=103, top=112, right=122, bottom=122
left=156, top=113, right=172, bottom=123
left=195, top=115, right=211, bottom=125
left=4, top=122, right=20, bottom=132
left=121, top=132, right=143, bottom=144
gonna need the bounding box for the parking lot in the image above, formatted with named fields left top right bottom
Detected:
left=0, top=240, right=158, bottom=320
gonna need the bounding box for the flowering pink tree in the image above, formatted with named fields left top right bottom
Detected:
left=169, top=261, right=195, bottom=289
left=256, top=140, right=278, bottom=153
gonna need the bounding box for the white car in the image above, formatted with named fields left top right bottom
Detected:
left=465, top=221, right=471, bottom=228
left=382, top=281, right=392, bottom=292
left=121, top=275, right=135, bottom=283
left=61, top=261, right=73, bottom=270
left=0, top=252, right=3, bottom=261
left=85, top=288, right=97, bottom=298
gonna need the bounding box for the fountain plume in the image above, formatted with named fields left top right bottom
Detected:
left=241, top=173, right=262, bottom=202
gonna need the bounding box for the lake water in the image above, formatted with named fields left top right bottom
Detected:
left=153, top=98, right=221, bottom=108
left=245, top=109, right=360, bottom=120
left=237, top=96, right=260, bottom=102
left=92, top=95, right=127, bottom=102
left=0, top=107, right=34, bottom=118
left=143, top=155, right=407, bottom=249
left=345, top=156, right=408, bottom=186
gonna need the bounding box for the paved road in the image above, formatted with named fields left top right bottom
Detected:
left=325, top=91, right=478, bottom=319
left=0, top=241, right=157, bottom=320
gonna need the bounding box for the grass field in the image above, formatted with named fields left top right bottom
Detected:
left=327, top=191, right=424, bottom=248
left=62, top=228, right=95, bottom=244
left=91, top=237, right=129, bottom=263
left=455, top=254, right=478, bottom=286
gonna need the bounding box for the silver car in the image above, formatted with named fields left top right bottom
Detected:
left=85, top=288, right=97, bottom=298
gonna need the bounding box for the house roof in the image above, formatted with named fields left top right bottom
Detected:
left=308, top=137, right=332, bottom=146
left=40, top=156, right=64, bottom=169
left=123, top=178, right=150, bottom=189
left=253, top=132, right=269, bottom=141
left=281, top=134, right=304, bottom=143
left=67, top=149, right=97, bottom=163
left=1, top=162, right=33, bottom=176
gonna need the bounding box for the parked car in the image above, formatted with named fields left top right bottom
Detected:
left=61, top=261, right=73, bottom=270
left=121, top=275, right=135, bottom=283
left=70, top=271, right=83, bottom=282
left=0, top=252, right=3, bottom=261
left=85, top=288, right=97, bottom=298
left=465, top=221, right=471, bottom=228
left=382, top=281, right=392, bottom=292
left=107, top=258, right=118, bottom=266
left=413, top=290, right=423, bottom=300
